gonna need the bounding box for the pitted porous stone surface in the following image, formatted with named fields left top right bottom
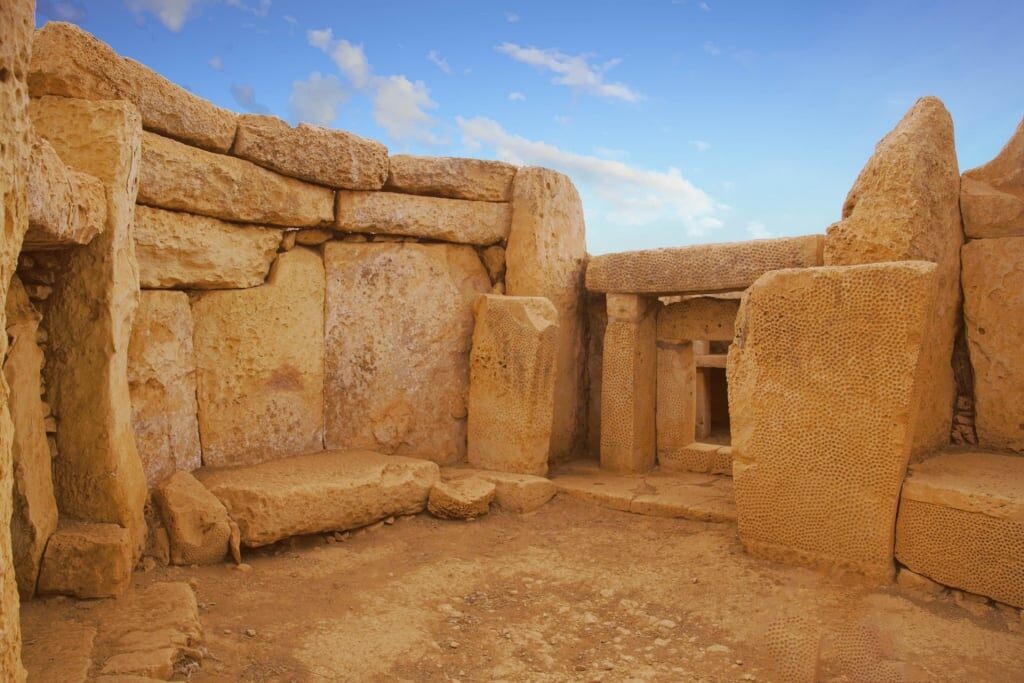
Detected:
left=962, top=236, right=1024, bottom=451
left=586, top=294, right=607, bottom=458
left=25, top=133, right=106, bottom=250
left=192, top=248, right=325, bottom=467
left=825, top=96, right=962, bottom=458
left=134, top=204, right=281, bottom=289
left=385, top=155, right=517, bottom=201
left=128, top=290, right=202, bottom=486
left=232, top=114, right=388, bottom=190
left=335, top=190, right=511, bottom=245
left=961, top=117, right=1024, bottom=238
left=658, top=296, right=740, bottom=342
left=195, top=450, right=440, bottom=547
left=895, top=450, right=1024, bottom=608
left=585, top=234, right=824, bottom=295
left=323, top=242, right=491, bottom=465
left=655, top=340, right=696, bottom=464
left=727, top=262, right=938, bottom=580
left=428, top=477, right=497, bottom=520
left=468, top=295, right=559, bottom=476
left=138, top=131, right=334, bottom=228
left=29, top=22, right=237, bottom=152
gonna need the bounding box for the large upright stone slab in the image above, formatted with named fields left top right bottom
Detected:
left=1, top=2, right=32, bottom=677
left=134, top=204, right=281, bottom=290
left=335, top=190, right=511, bottom=245
left=506, top=168, right=588, bottom=462
left=962, top=237, right=1024, bottom=451
left=138, top=131, right=334, bottom=228
left=600, top=294, right=658, bottom=474
left=31, top=96, right=149, bottom=556
left=192, top=248, right=325, bottom=467
left=657, top=296, right=739, bottom=342
left=324, top=242, right=491, bottom=464
left=232, top=114, right=388, bottom=189
left=961, top=117, right=1024, bottom=239
left=128, top=290, right=202, bottom=486
left=25, top=133, right=105, bottom=250
left=467, top=295, right=559, bottom=476
left=586, top=235, right=825, bottom=295
left=385, top=155, right=517, bottom=201
left=727, top=262, right=938, bottom=580
left=825, top=97, right=962, bottom=458
left=29, top=22, right=237, bottom=152
left=4, top=278, right=58, bottom=598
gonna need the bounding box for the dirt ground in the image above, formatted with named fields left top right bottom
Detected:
left=22, top=496, right=1024, bottom=682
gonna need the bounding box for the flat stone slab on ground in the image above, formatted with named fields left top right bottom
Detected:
left=551, top=461, right=736, bottom=522
left=442, top=467, right=557, bottom=513
left=428, top=477, right=496, bottom=520
left=196, top=450, right=440, bottom=546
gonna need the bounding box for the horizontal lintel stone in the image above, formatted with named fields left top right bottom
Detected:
left=385, top=155, right=517, bottom=202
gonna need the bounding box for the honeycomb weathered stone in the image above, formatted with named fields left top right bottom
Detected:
left=655, top=339, right=695, bottom=466
left=657, top=295, right=740, bottom=342
left=585, top=234, right=824, bottom=295
left=895, top=450, right=1024, bottom=608
left=728, top=261, right=939, bottom=580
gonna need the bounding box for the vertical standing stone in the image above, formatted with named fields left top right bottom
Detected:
left=4, top=277, right=59, bottom=598
left=600, top=294, right=657, bottom=474
left=693, top=341, right=712, bottom=439
left=656, top=339, right=696, bottom=460
left=585, top=293, right=607, bottom=459
left=506, top=168, right=588, bottom=463
left=128, top=291, right=201, bottom=486
left=467, top=295, right=559, bottom=476
left=30, top=96, right=148, bottom=558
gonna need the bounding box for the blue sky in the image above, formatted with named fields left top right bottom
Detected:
left=37, top=0, right=1024, bottom=254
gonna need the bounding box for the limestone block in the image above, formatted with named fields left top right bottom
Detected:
left=323, top=242, right=490, bottom=464
left=134, top=204, right=281, bottom=290
left=659, top=443, right=733, bottom=476
left=25, top=133, right=106, bottom=250
left=727, top=261, right=939, bottom=580
left=961, top=117, right=1024, bottom=239
left=506, top=168, right=588, bottom=461
left=1, top=2, right=33, bottom=677
left=138, top=131, right=334, bottom=228
left=335, top=190, right=511, bottom=245
left=428, top=477, right=496, bottom=519
left=4, top=277, right=58, bottom=597
left=895, top=451, right=1024, bottom=608
left=962, top=237, right=1024, bottom=451
left=192, top=248, right=325, bottom=467
left=600, top=294, right=658, bottom=474
left=467, top=295, right=559, bottom=476
left=825, top=97, right=962, bottom=458
left=481, top=245, right=506, bottom=283
left=154, top=471, right=231, bottom=565
left=385, top=155, right=517, bottom=201
left=294, top=228, right=333, bottom=246
left=29, top=22, right=237, bottom=152
left=586, top=293, right=607, bottom=458
left=196, top=450, right=440, bottom=546
left=586, top=235, right=825, bottom=295
left=442, top=468, right=556, bottom=513
left=655, top=339, right=696, bottom=466
left=658, top=296, right=740, bottom=342
left=127, top=290, right=201, bottom=486
left=36, top=522, right=134, bottom=598
left=232, top=114, right=388, bottom=189
left=31, top=96, right=149, bottom=556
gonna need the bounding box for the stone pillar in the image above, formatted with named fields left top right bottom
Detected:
left=656, top=338, right=696, bottom=459
left=30, top=96, right=148, bottom=557
left=693, top=341, right=712, bottom=439
left=600, top=294, right=657, bottom=474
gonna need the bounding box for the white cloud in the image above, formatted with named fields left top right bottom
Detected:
left=208, top=55, right=223, bottom=70
left=374, top=76, right=439, bottom=143
left=554, top=114, right=570, bottom=126
left=703, top=41, right=721, bottom=57
left=289, top=72, right=347, bottom=126
left=746, top=221, right=773, bottom=239
left=38, top=0, right=87, bottom=21
left=283, top=14, right=296, bottom=24
left=226, top=0, right=270, bottom=16
left=125, top=0, right=199, bottom=31
left=230, top=83, right=271, bottom=114
left=508, top=91, right=526, bottom=101
left=691, top=139, right=711, bottom=152
left=427, top=49, right=452, bottom=75
left=495, top=43, right=641, bottom=103
left=457, top=116, right=722, bottom=250
left=505, top=11, right=520, bottom=23
left=308, top=28, right=371, bottom=87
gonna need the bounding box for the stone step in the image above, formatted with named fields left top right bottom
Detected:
left=895, top=449, right=1024, bottom=608
left=550, top=460, right=736, bottom=522
left=195, top=450, right=439, bottom=547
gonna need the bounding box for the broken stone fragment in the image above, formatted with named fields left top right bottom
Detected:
left=335, top=190, right=511, bottom=245
left=154, top=471, right=231, bottom=566
left=25, top=133, right=106, bottom=250
left=961, top=116, right=1024, bottom=239
left=232, top=114, right=388, bottom=189
left=134, top=205, right=282, bottom=290
left=30, top=22, right=237, bottom=152
left=385, top=155, right=517, bottom=201
left=428, top=478, right=497, bottom=520
left=37, top=522, right=134, bottom=598
left=138, top=131, right=335, bottom=228
left=442, top=468, right=556, bottom=513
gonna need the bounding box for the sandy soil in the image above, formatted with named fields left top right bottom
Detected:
left=22, top=497, right=1024, bottom=682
